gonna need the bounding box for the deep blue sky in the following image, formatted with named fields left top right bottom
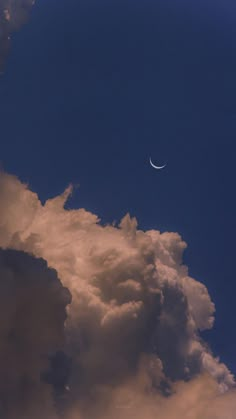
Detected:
left=1, top=0, right=236, bottom=372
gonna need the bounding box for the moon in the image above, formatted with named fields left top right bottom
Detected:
left=149, top=157, right=166, bottom=170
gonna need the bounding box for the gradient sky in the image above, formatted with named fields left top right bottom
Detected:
left=1, top=0, right=236, bottom=373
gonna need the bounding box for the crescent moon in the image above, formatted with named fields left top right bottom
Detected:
left=149, top=157, right=166, bottom=170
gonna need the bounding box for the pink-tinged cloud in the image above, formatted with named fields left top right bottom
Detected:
left=0, top=171, right=235, bottom=418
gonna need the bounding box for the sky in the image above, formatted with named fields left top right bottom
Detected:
left=0, top=0, right=236, bottom=417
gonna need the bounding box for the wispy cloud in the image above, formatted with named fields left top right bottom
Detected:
left=0, top=0, right=35, bottom=71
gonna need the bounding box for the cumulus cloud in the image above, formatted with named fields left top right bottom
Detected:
left=0, top=247, right=71, bottom=418
left=0, top=0, right=35, bottom=71
left=96, top=373, right=236, bottom=419
left=0, top=171, right=235, bottom=418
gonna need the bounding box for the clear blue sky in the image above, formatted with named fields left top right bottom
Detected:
left=1, top=0, right=236, bottom=372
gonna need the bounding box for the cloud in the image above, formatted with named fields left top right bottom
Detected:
left=0, top=246, right=71, bottom=418
left=97, top=372, right=236, bottom=419
left=0, top=171, right=235, bottom=418
left=0, top=0, right=35, bottom=71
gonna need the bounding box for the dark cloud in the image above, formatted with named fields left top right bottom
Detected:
left=0, top=248, right=71, bottom=418
left=0, top=0, right=34, bottom=71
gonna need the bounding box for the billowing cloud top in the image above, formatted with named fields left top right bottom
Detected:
left=0, top=0, right=35, bottom=70
left=0, top=171, right=235, bottom=418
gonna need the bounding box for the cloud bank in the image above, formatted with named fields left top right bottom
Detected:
left=0, top=171, right=235, bottom=418
left=0, top=0, right=35, bottom=71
